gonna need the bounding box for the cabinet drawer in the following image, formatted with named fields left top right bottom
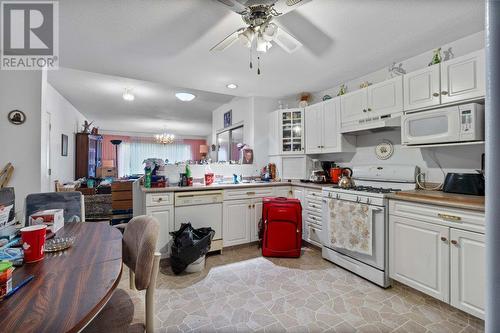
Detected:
left=307, top=225, right=322, bottom=247
left=389, top=200, right=485, bottom=233
left=305, top=200, right=322, bottom=214
left=306, top=212, right=322, bottom=228
left=305, top=189, right=322, bottom=201
left=145, top=192, right=173, bottom=207
left=223, top=187, right=274, bottom=200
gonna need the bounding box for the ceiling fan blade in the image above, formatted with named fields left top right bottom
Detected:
left=275, top=11, right=333, bottom=56
left=213, top=0, right=248, bottom=15
left=272, top=25, right=302, bottom=53
left=273, top=0, right=312, bottom=16
left=210, top=28, right=245, bottom=51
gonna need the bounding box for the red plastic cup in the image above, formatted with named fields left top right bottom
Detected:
left=21, top=224, right=47, bottom=263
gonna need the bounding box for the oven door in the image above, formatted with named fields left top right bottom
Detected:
left=323, top=197, right=386, bottom=270
left=402, top=106, right=460, bottom=145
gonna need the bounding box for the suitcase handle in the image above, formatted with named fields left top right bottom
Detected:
left=274, top=197, right=288, bottom=201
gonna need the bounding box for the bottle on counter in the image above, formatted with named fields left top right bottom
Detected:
left=144, top=167, right=152, bottom=188
left=185, top=164, right=193, bottom=186
left=204, top=164, right=214, bottom=186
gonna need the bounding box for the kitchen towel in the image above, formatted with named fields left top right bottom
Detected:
left=328, top=199, right=373, bottom=256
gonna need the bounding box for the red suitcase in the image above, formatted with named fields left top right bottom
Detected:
left=261, top=197, right=302, bottom=258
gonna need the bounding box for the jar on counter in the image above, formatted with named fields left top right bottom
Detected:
left=0, top=261, right=14, bottom=297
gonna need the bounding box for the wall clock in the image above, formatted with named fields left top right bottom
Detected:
left=375, top=140, right=394, bottom=160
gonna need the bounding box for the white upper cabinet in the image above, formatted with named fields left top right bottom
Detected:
left=305, top=98, right=355, bottom=154
left=305, top=103, right=323, bottom=154
left=280, top=108, right=305, bottom=155
left=440, top=49, right=485, bottom=104
left=403, top=49, right=485, bottom=112
left=340, top=88, right=367, bottom=124
left=404, top=63, right=441, bottom=111
left=322, top=99, right=341, bottom=152
left=367, top=76, right=403, bottom=116
left=268, top=110, right=281, bottom=156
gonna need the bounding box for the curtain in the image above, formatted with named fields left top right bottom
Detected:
left=118, top=141, right=192, bottom=176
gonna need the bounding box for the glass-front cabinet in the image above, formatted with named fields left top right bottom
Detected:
left=280, top=108, right=304, bottom=154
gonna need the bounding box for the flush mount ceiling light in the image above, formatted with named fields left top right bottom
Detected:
left=122, top=88, right=135, bottom=101
left=175, top=92, right=196, bottom=102
left=226, top=83, right=238, bottom=89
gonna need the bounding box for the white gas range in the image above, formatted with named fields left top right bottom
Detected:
left=321, top=165, right=418, bottom=288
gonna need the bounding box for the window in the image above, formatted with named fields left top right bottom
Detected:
left=216, top=125, right=244, bottom=162
left=118, top=141, right=192, bottom=176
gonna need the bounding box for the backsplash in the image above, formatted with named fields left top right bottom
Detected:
left=157, top=163, right=261, bottom=185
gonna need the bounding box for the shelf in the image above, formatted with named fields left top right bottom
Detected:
left=402, top=141, right=485, bottom=149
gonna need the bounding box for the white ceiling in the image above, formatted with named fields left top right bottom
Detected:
left=52, top=0, right=485, bottom=135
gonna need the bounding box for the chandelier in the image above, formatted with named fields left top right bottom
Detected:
left=154, top=133, right=175, bottom=144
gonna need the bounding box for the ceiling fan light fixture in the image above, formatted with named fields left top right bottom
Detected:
left=238, top=27, right=255, bottom=48
left=262, top=23, right=278, bottom=42
left=226, top=83, right=238, bottom=89
left=256, top=34, right=272, bottom=53
left=175, top=92, right=196, bottom=102
left=122, top=88, right=135, bottom=101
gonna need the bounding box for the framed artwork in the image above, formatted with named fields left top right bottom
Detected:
left=223, top=110, right=232, bottom=128
left=241, top=148, right=254, bottom=164
left=61, top=134, right=68, bottom=156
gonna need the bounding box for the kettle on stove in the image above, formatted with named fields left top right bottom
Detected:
left=337, top=168, right=354, bottom=189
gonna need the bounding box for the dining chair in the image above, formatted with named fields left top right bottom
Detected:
left=25, top=191, right=85, bottom=225
left=83, top=215, right=160, bottom=333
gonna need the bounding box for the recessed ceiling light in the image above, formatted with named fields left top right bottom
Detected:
left=122, top=88, right=135, bottom=101
left=226, top=83, right=238, bottom=89
left=175, top=92, right=196, bottom=102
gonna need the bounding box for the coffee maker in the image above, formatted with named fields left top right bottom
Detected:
left=321, top=161, right=336, bottom=183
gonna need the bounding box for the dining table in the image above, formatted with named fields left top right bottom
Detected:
left=0, top=222, right=123, bottom=333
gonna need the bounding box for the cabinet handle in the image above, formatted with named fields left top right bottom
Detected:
left=440, top=236, right=448, bottom=242
left=438, top=213, right=462, bottom=222
left=433, top=92, right=440, bottom=97
left=451, top=240, right=458, bottom=245
left=157, top=197, right=163, bottom=201
left=252, top=204, right=255, bottom=208
left=367, top=108, right=372, bottom=112
left=441, top=91, right=448, bottom=95
left=248, top=205, right=251, bottom=209
left=246, top=191, right=256, bottom=195
left=363, top=109, right=367, bottom=113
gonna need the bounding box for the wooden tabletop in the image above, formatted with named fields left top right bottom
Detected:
left=0, top=222, right=123, bottom=333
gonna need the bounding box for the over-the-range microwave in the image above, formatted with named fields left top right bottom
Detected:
left=401, top=103, right=485, bottom=146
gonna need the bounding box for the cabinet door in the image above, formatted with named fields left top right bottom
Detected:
left=404, top=63, right=441, bottom=111
left=389, top=216, right=450, bottom=302
left=322, top=98, right=341, bottom=153
left=340, top=89, right=367, bottom=125
left=367, top=76, right=403, bottom=116
left=223, top=199, right=252, bottom=246
left=305, top=104, right=323, bottom=154
left=450, top=229, right=485, bottom=319
left=281, top=109, right=304, bottom=154
left=274, top=186, right=293, bottom=198
left=146, top=205, right=174, bottom=257
left=292, top=187, right=306, bottom=241
left=441, top=50, right=485, bottom=104
left=251, top=199, right=263, bottom=242
left=268, top=110, right=280, bottom=156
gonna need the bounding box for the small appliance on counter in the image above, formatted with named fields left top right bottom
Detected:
left=443, top=153, right=485, bottom=196
left=309, top=159, right=326, bottom=183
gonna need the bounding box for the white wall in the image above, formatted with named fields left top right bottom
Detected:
left=0, top=71, right=43, bottom=213
left=43, top=84, right=87, bottom=188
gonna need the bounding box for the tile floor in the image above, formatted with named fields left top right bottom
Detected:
left=93, top=244, right=485, bottom=333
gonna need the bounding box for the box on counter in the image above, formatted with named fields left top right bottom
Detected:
left=29, top=209, right=64, bottom=233
left=97, top=167, right=117, bottom=178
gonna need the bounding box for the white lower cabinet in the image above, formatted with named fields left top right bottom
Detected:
left=145, top=205, right=174, bottom=257
left=274, top=186, right=293, bottom=198
left=450, top=229, right=485, bottom=319
left=389, top=200, right=485, bottom=319
left=292, top=186, right=306, bottom=241
left=223, top=199, right=252, bottom=247
left=389, top=216, right=450, bottom=302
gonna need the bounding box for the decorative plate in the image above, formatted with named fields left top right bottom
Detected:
left=375, top=141, right=394, bottom=160
left=44, top=237, right=75, bottom=253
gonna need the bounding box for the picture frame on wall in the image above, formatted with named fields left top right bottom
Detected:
left=224, top=110, right=232, bottom=128
left=61, top=134, right=68, bottom=156
left=241, top=148, right=254, bottom=164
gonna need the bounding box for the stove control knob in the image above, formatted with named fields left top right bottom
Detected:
left=356, top=196, right=360, bottom=202
left=366, top=198, right=371, bottom=204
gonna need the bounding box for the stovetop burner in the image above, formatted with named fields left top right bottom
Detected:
left=347, top=186, right=402, bottom=194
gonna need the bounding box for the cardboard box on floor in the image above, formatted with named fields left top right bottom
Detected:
left=97, top=167, right=117, bottom=178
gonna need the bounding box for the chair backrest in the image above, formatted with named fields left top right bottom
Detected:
left=25, top=192, right=84, bottom=225
left=122, top=215, right=160, bottom=290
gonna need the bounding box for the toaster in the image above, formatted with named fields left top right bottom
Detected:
left=443, top=173, right=485, bottom=196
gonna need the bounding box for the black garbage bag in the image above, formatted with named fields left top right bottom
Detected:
left=169, top=223, right=215, bottom=275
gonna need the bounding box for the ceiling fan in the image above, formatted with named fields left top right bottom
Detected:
left=211, top=0, right=311, bottom=74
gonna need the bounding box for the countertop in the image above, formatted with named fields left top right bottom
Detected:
left=141, top=181, right=333, bottom=193
left=387, top=190, right=485, bottom=212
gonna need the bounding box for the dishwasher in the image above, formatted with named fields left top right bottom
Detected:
left=174, top=190, right=223, bottom=253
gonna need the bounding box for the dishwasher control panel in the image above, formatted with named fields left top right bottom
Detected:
left=174, top=190, right=224, bottom=206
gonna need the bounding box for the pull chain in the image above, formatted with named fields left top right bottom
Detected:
left=249, top=44, right=253, bottom=69
left=257, top=55, right=261, bottom=75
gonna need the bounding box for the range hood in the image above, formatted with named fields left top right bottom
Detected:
left=340, top=114, right=402, bottom=135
